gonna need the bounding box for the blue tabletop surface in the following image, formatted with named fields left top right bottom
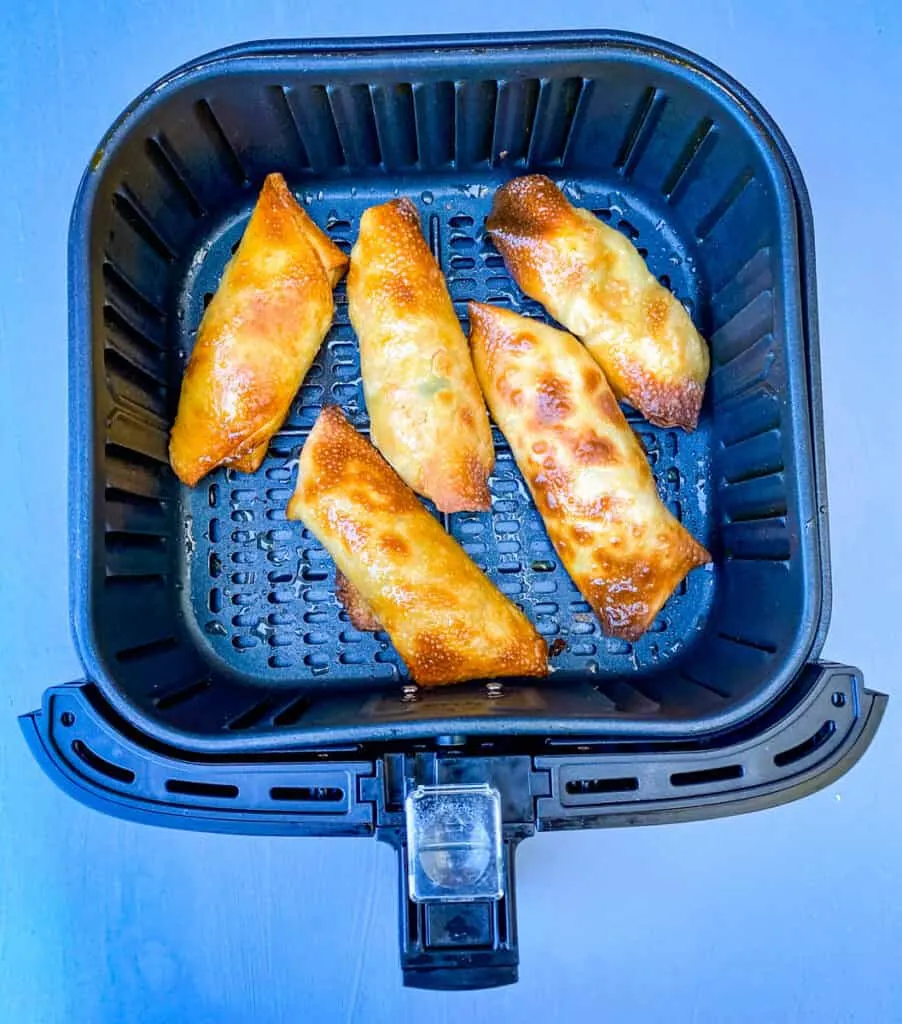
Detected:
left=1, top=2, right=900, bottom=1021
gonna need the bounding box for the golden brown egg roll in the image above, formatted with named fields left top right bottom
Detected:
left=169, top=172, right=348, bottom=486
left=348, top=198, right=494, bottom=512
left=287, top=406, right=547, bottom=686
left=486, top=175, right=710, bottom=431
left=469, top=303, right=710, bottom=641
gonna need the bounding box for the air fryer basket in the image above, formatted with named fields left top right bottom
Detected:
left=25, top=32, right=885, bottom=989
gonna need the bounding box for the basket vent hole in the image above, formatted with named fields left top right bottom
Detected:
left=617, top=218, right=640, bottom=240
left=71, top=741, right=135, bottom=785
left=831, top=692, right=847, bottom=708
left=773, top=720, right=836, bottom=768
left=60, top=712, right=76, bottom=728
left=115, top=636, right=178, bottom=663
left=670, top=764, right=743, bottom=787
left=269, top=786, right=344, bottom=803
left=154, top=679, right=211, bottom=711
left=565, top=776, right=638, bottom=795
left=451, top=255, right=476, bottom=270
left=272, top=697, right=311, bottom=727
left=165, top=778, right=238, bottom=799
left=226, top=699, right=276, bottom=731
left=304, top=652, right=330, bottom=674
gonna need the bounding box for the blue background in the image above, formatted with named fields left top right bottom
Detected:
left=1, top=2, right=900, bottom=1021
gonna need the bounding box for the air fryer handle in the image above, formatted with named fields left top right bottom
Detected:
left=395, top=834, right=522, bottom=990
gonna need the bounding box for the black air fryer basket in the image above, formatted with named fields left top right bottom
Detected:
left=24, top=31, right=885, bottom=989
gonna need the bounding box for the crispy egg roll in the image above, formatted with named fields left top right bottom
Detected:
left=486, top=175, right=710, bottom=430
left=348, top=198, right=494, bottom=512
left=287, top=406, right=547, bottom=686
left=169, top=173, right=348, bottom=486
left=469, top=303, right=710, bottom=640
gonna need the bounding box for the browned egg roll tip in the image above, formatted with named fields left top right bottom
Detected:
left=169, top=173, right=347, bottom=487
left=486, top=174, right=709, bottom=432
left=486, top=174, right=568, bottom=242
left=259, top=172, right=349, bottom=287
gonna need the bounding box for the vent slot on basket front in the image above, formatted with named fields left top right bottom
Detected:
left=71, top=741, right=136, bottom=785
left=165, top=778, right=239, bottom=799
left=670, top=764, right=743, bottom=787
left=565, top=776, right=639, bottom=796
left=773, top=720, right=836, bottom=767
left=269, top=786, right=344, bottom=803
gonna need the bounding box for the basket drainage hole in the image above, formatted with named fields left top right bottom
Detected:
left=60, top=712, right=76, bottom=727
left=831, top=691, right=847, bottom=708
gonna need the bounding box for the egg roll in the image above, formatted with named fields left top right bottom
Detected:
left=486, top=175, right=710, bottom=430
left=348, top=198, right=494, bottom=512
left=469, top=303, right=710, bottom=640
left=287, top=406, right=547, bottom=686
left=169, top=172, right=348, bottom=486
